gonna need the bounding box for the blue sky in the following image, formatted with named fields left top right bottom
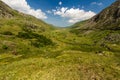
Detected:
left=2, top=0, right=115, bottom=27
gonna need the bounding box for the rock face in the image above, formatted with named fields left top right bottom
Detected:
left=0, top=1, right=13, bottom=18
left=90, top=0, right=120, bottom=30
left=73, top=0, right=120, bottom=30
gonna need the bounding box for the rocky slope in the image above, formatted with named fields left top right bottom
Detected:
left=0, top=1, right=14, bottom=18
left=72, top=0, right=120, bottom=30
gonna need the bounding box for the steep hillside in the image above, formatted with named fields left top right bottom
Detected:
left=72, top=0, right=120, bottom=30
left=0, top=1, right=14, bottom=18
left=0, top=1, right=54, bottom=34
left=71, top=0, right=120, bottom=45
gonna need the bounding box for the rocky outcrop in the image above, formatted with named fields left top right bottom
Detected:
left=0, top=1, right=13, bottom=18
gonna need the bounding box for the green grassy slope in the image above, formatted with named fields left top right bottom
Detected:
left=0, top=1, right=120, bottom=80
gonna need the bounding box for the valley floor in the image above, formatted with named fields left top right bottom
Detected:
left=0, top=29, right=120, bottom=80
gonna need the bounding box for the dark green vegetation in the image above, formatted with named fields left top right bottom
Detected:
left=0, top=0, right=120, bottom=80
left=17, top=31, right=53, bottom=47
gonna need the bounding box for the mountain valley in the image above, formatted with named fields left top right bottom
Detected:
left=0, top=0, right=120, bottom=80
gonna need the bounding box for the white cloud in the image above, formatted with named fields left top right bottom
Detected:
left=46, top=10, right=52, bottom=14
left=59, top=1, right=62, bottom=6
left=1, top=0, right=47, bottom=19
left=53, top=7, right=96, bottom=23
left=91, top=2, right=103, bottom=6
